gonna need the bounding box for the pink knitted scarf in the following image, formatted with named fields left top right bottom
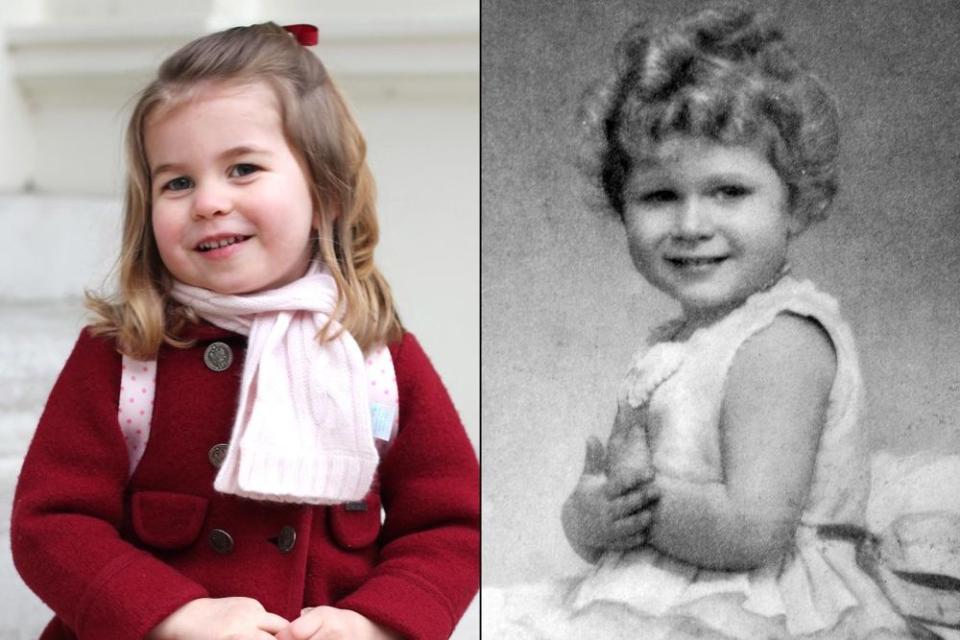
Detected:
left=170, top=265, right=378, bottom=504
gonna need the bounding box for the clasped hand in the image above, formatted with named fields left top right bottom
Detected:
left=148, top=597, right=400, bottom=640
left=563, top=435, right=660, bottom=553
left=276, top=605, right=401, bottom=640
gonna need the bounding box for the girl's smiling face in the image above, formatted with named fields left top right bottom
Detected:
left=147, top=81, right=316, bottom=295
left=623, top=136, right=796, bottom=323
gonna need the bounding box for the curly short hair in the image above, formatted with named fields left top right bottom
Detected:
left=583, top=5, right=839, bottom=229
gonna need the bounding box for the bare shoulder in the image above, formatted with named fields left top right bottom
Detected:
left=729, top=312, right=837, bottom=395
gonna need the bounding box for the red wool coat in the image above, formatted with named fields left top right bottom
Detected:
left=11, top=325, right=479, bottom=640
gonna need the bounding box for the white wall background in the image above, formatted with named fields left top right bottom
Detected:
left=0, top=1, right=478, bottom=637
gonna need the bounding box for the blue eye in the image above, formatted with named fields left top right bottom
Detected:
left=230, top=163, right=260, bottom=178
left=164, top=176, right=193, bottom=191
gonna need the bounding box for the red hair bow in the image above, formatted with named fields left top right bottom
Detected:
left=284, top=24, right=318, bottom=46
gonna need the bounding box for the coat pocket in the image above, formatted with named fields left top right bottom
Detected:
left=131, top=490, right=209, bottom=550
left=328, top=493, right=382, bottom=550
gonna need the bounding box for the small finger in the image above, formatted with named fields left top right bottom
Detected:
left=614, top=399, right=644, bottom=428
left=288, top=611, right=324, bottom=639
left=612, top=509, right=654, bottom=537
left=606, top=530, right=648, bottom=550
left=307, top=622, right=341, bottom=640
left=604, top=467, right=654, bottom=497
left=611, top=489, right=658, bottom=517
left=584, top=436, right=606, bottom=475
left=259, top=612, right=290, bottom=632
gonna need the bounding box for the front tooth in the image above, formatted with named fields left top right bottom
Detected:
left=199, top=236, right=245, bottom=250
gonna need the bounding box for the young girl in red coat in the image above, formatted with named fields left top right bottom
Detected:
left=12, top=22, right=478, bottom=640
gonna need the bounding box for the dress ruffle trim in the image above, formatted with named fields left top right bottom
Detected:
left=618, top=278, right=831, bottom=411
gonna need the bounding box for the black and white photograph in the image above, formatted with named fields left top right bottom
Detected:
left=482, top=1, right=960, bottom=638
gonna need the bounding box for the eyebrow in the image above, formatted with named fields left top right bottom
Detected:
left=151, top=145, right=269, bottom=176
left=630, top=170, right=754, bottom=185
left=624, top=171, right=673, bottom=190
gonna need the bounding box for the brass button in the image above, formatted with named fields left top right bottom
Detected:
left=203, top=342, right=233, bottom=372
left=209, top=528, right=234, bottom=554
left=276, top=526, right=297, bottom=554
left=344, top=500, right=368, bottom=512
left=208, top=443, right=228, bottom=469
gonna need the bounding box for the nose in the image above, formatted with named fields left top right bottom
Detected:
left=672, top=197, right=714, bottom=240
left=191, top=181, right=232, bottom=220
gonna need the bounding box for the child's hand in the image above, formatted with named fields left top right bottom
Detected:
left=146, top=597, right=288, bottom=640
left=562, top=436, right=660, bottom=555
left=276, top=606, right=401, bottom=640
left=606, top=400, right=653, bottom=477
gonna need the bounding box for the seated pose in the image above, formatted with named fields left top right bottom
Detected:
left=12, top=22, right=479, bottom=640
left=486, top=6, right=955, bottom=639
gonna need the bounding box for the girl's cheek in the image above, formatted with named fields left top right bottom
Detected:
left=626, top=236, right=653, bottom=273
left=625, top=213, right=657, bottom=245
left=152, top=215, right=180, bottom=259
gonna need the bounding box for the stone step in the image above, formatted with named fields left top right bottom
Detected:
left=0, top=195, right=119, bottom=301
left=0, top=299, right=82, bottom=636
left=0, top=300, right=86, bottom=414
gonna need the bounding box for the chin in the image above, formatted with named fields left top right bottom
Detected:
left=675, top=289, right=744, bottom=315
left=196, top=279, right=262, bottom=296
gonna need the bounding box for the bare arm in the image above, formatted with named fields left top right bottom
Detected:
left=646, top=314, right=836, bottom=570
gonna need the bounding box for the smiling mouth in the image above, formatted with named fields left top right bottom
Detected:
left=196, top=235, right=251, bottom=252
left=666, top=256, right=727, bottom=267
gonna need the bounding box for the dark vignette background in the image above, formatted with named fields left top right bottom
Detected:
left=481, top=0, right=960, bottom=586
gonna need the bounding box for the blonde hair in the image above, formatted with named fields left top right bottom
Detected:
left=87, top=22, right=402, bottom=358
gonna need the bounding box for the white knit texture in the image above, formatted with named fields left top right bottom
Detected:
left=171, top=265, right=379, bottom=504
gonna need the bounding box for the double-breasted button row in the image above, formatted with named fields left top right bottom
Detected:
left=204, top=341, right=233, bottom=372
left=208, top=527, right=298, bottom=555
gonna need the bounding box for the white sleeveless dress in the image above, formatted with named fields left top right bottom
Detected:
left=484, top=278, right=928, bottom=639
